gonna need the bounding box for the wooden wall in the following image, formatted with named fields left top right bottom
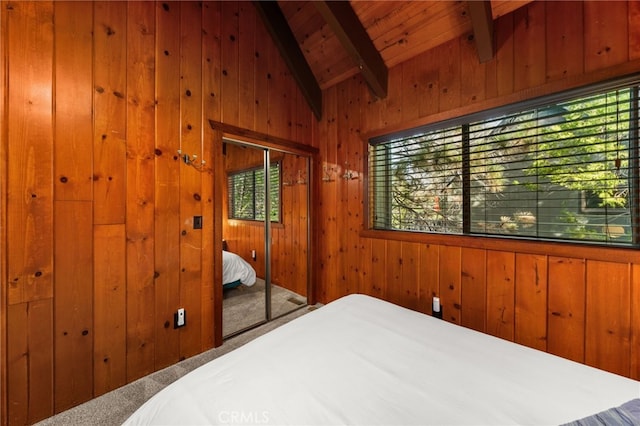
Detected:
left=272, top=154, right=309, bottom=296
left=316, top=0, right=640, bottom=381
left=222, top=144, right=309, bottom=296
left=0, top=1, right=313, bottom=424
left=2, top=0, right=639, bottom=424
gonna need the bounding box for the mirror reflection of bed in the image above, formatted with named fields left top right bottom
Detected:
left=222, top=247, right=307, bottom=336
left=222, top=140, right=309, bottom=337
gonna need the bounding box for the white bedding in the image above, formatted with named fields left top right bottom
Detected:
left=124, top=294, right=639, bottom=425
left=222, top=250, right=256, bottom=287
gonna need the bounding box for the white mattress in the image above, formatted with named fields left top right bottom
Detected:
left=124, top=294, right=639, bottom=425
left=222, top=250, right=256, bottom=287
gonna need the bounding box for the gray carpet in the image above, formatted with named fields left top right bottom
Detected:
left=223, top=278, right=307, bottom=336
left=35, top=304, right=318, bottom=426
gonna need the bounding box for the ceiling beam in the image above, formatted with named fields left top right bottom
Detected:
left=468, top=0, right=495, bottom=63
left=314, top=1, right=388, bottom=99
left=253, top=1, right=322, bottom=120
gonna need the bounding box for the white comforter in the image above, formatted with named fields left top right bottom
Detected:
left=222, top=250, right=256, bottom=287
left=124, top=294, right=640, bottom=425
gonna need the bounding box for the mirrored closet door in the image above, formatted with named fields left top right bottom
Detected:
left=221, top=139, right=309, bottom=338
left=269, top=150, right=309, bottom=318
left=222, top=141, right=267, bottom=336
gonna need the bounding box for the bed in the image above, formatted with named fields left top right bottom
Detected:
left=124, top=294, right=639, bottom=425
left=222, top=250, right=256, bottom=289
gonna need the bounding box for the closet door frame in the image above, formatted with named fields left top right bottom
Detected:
left=210, top=121, right=319, bottom=346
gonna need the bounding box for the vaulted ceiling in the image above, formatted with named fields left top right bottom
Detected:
left=254, top=0, right=533, bottom=119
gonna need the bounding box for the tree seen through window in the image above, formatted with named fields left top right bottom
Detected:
left=370, top=82, right=639, bottom=246
left=228, top=163, right=280, bottom=222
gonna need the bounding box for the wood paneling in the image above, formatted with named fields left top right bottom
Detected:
left=439, top=245, right=461, bottom=324
left=221, top=2, right=240, bottom=126
left=401, top=58, right=421, bottom=123
left=7, top=300, right=54, bottom=425
left=512, top=1, right=546, bottom=92
left=400, top=243, right=420, bottom=311
left=125, top=0, right=156, bottom=382
left=437, top=39, right=462, bottom=113
left=254, top=16, right=270, bottom=135
left=486, top=251, right=515, bottom=340
left=630, top=1, right=640, bottom=60
left=367, top=239, right=386, bottom=299
left=267, top=28, right=292, bottom=139
left=203, top=1, right=222, bottom=123
left=295, top=159, right=310, bottom=294
left=93, top=224, right=126, bottom=397
left=178, top=0, right=204, bottom=361
left=154, top=0, right=182, bottom=372
left=460, top=247, right=486, bottom=332
left=632, top=264, right=640, bottom=380
left=5, top=4, right=55, bottom=423
left=548, top=256, right=586, bottom=363
left=7, top=0, right=54, bottom=306
left=319, top=86, right=339, bottom=302
left=514, top=253, right=547, bottom=351
left=346, top=80, right=363, bottom=295
left=54, top=1, right=93, bottom=202
left=0, top=0, right=7, bottom=422
left=381, top=66, right=403, bottom=128
left=202, top=3, right=222, bottom=349
left=1, top=1, right=314, bottom=422
left=585, top=260, right=631, bottom=376
left=417, top=49, right=440, bottom=118
left=200, top=55, right=217, bottom=352
left=54, top=201, right=93, bottom=411
left=238, top=2, right=255, bottom=130
left=417, top=243, right=439, bottom=314
left=316, top=0, right=640, bottom=387
left=494, top=12, right=514, bottom=97
left=545, top=1, right=584, bottom=82
left=3, top=1, right=640, bottom=423
left=93, top=1, right=127, bottom=225
left=281, top=0, right=528, bottom=90
left=385, top=240, right=403, bottom=307
left=52, top=1, right=95, bottom=413
left=584, top=1, right=629, bottom=72
left=461, top=31, right=486, bottom=106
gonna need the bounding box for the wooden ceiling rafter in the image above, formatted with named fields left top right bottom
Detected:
left=313, top=1, right=388, bottom=99
left=258, top=1, right=535, bottom=116
left=253, top=1, right=323, bottom=120
left=467, top=0, right=495, bottom=63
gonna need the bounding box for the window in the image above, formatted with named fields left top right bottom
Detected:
left=369, top=77, right=640, bottom=246
left=228, top=162, right=281, bottom=222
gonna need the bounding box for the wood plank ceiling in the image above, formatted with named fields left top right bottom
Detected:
left=256, top=0, right=533, bottom=118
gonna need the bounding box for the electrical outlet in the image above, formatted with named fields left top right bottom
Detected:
left=174, top=308, right=186, bottom=329
left=432, top=297, right=443, bottom=319
left=251, top=249, right=256, bottom=260
left=193, top=216, right=202, bottom=229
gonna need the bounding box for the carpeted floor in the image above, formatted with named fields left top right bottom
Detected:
left=223, top=278, right=307, bottom=336
left=35, top=305, right=318, bottom=426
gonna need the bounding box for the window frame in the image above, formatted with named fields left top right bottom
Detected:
left=227, top=160, right=282, bottom=223
left=366, top=75, right=640, bottom=248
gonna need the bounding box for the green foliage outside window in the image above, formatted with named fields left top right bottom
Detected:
left=228, top=163, right=280, bottom=222
left=370, top=81, right=639, bottom=246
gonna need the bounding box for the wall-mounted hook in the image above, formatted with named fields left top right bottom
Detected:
left=342, top=162, right=359, bottom=180
left=177, top=149, right=209, bottom=173
left=297, top=169, right=307, bottom=185
left=322, top=163, right=337, bottom=182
